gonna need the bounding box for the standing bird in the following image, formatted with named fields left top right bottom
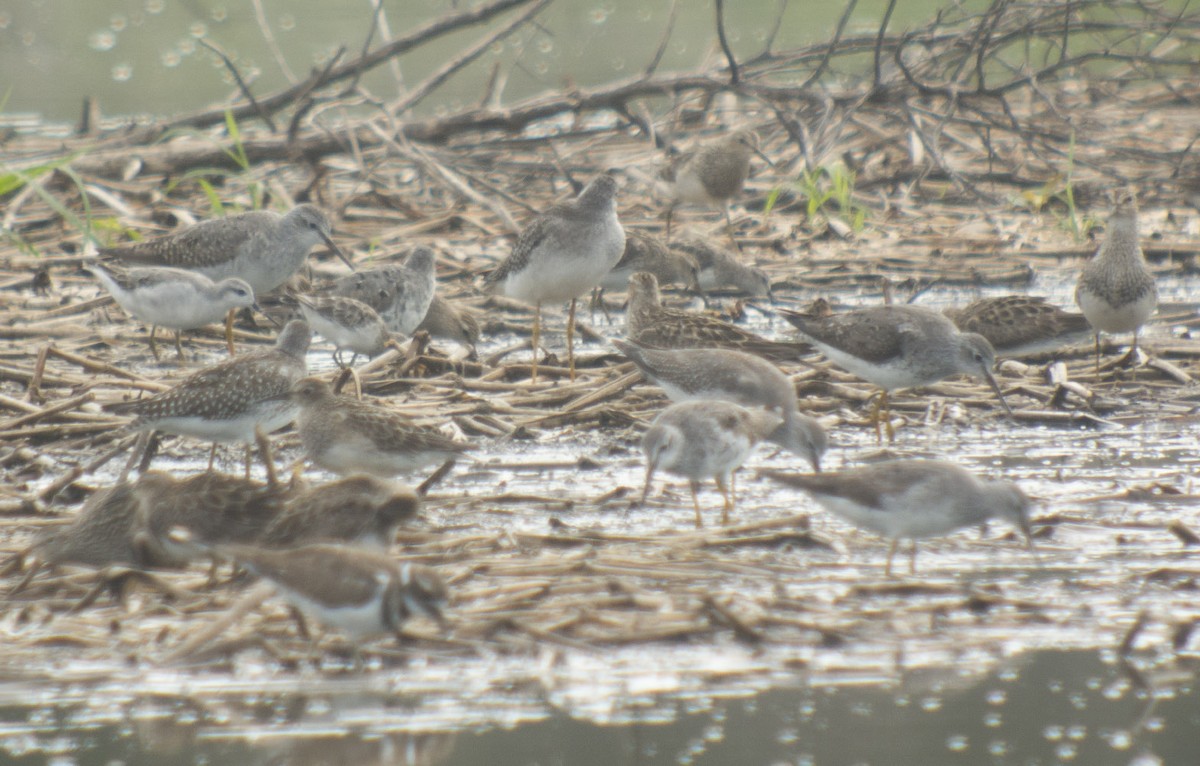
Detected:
left=669, top=237, right=772, bottom=298
left=101, top=204, right=352, bottom=349
left=85, top=261, right=258, bottom=359
left=324, top=247, right=439, bottom=337
left=205, top=542, right=448, bottom=641
left=100, top=204, right=354, bottom=296
left=626, top=271, right=805, bottom=361
left=943, top=295, right=1092, bottom=358
left=641, top=400, right=782, bottom=528
left=416, top=294, right=481, bottom=355
left=614, top=339, right=826, bottom=472
left=105, top=320, right=310, bottom=474
left=484, top=174, right=625, bottom=382
left=761, top=459, right=1035, bottom=576
left=296, top=294, right=394, bottom=368
left=662, top=130, right=757, bottom=247
left=1075, top=192, right=1157, bottom=370
left=283, top=377, right=471, bottom=480
left=781, top=305, right=1011, bottom=442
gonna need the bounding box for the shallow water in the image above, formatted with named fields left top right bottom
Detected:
left=5, top=267, right=1200, bottom=764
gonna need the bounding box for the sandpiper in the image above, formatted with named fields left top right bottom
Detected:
left=662, top=129, right=757, bottom=245
left=484, top=174, right=625, bottom=381
left=943, top=295, right=1092, bottom=357
left=326, top=247, right=438, bottom=337
left=100, top=204, right=354, bottom=296
left=781, top=304, right=1011, bottom=441
left=85, top=261, right=259, bottom=359
left=1075, top=192, right=1158, bottom=368
left=614, top=339, right=826, bottom=472
left=28, top=480, right=150, bottom=570
left=626, top=271, right=805, bottom=361
left=669, top=237, right=772, bottom=298
left=284, top=377, right=471, bottom=478
left=105, top=320, right=310, bottom=472
left=415, top=294, right=481, bottom=354
left=296, top=294, right=394, bottom=367
left=136, top=471, right=295, bottom=566
left=641, top=400, right=782, bottom=527
left=260, top=475, right=419, bottom=550
left=213, top=542, right=448, bottom=639
left=599, top=230, right=701, bottom=295
left=761, top=459, right=1035, bottom=576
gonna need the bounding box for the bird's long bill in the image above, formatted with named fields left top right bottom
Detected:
left=321, top=231, right=356, bottom=272
left=252, top=303, right=282, bottom=328
left=981, top=366, right=1013, bottom=416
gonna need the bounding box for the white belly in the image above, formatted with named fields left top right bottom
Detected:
left=1076, top=290, right=1156, bottom=334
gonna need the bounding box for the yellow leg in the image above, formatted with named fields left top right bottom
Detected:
left=1093, top=333, right=1101, bottom=376
left=908, top=541, right=919, bottom=575
left=243, top=444, right=252, bottom=479
left=148, top=326, right=160, bottom=361
left=207, top=443, right=218, bottom=472
left=665, top=203, right=675, bottom=241
left=567, top=298, right=577, bottom=382
left=530, top=302, right=541, bottom=384
left=871, top=390, right=893, bottom=444
left=690, top=481, right=703, bottom=528
left=717, top=475, right=734, bottom=525
left=225, top=309, right=237, bottom=356
left=723, top=205, right=741, bottom=252
left=174, top=330, right=184, bottom=360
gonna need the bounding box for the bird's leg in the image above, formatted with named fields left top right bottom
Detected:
left=530, top=302, right=541, bottom=384
left=207, top=443, right=218, bottom=473
left=255, top=425, right=278, bottom=489
left=120, top=430, right=151, bottom=482
left=243, top=444, right=252, bottom=480
left=567, top=298, right=577, bottom=382
left=148, top=326, right=160, bottom=361
left=1093, top=333, right=1101, bottom=377
left=640, top=459, right=658, bottom=507
left=723, top=205, right=741, bottom=252
left=665, top=203, right=676, bottom=242
left=174, top=330, right=185, bottom=361
left=717, top=475, right=734, bottom=526
left=690, top=481, right=704, bottom=528
left=224, top=309, right=238, bottom=356
left=908, top=541, right=919, bottom=575
left=885, top=539, right=899, bottom=577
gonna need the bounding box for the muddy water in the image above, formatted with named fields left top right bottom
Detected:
left=4, top=275, right=1200, bottom=765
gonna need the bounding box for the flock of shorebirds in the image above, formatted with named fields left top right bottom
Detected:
left=11, top=128, right=1161, bottom=651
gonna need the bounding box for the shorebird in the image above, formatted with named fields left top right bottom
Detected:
left=598, top=231, right=701, bottom=296
left=614, top=339, right=826, bottom=472
left=283, top=377, right=471, bottom=479
left=1075, top=192, right=1158, bottom=370
left=625, top=271, right=805, bottom=361
left=85, top=261, right=259, bottom=359
left=943, top=295, right=1092, bottom=358
left=325, top=247, right=438, bottom=337
left=296, top=294, right=394, bottom=367
left=761, top=459, right=1035, bottom=576
left=211, top=542, right=448, bottom=640
left=484, top=174, right=625, bottom=381
left=100, top=204, right=354, bottom=296
left=260, top=475, right=419, bottom=550
left=415, top=294, right=481, bottom=355
left=641, top=400, right=782, bottom=527
left=662, top=130, right=758, bottom=246
left=669, top=237, right=772, bottom=298
left=781, top=304, right=1011, bottom=442
left=105, top=320, right=310, bottom=474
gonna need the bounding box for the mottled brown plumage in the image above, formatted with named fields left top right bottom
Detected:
left=287, top=377, right=471, bottom=478
left=625, top=272, right=805, bottom=361
left=261, top=475, right=419, bottom=550
left=943, top=296, right=1092, bottom=357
